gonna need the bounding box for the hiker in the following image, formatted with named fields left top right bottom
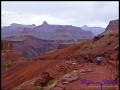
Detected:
left=96, top=55, right=102, bottom=65
left=87, top=54, right=93, bottom=63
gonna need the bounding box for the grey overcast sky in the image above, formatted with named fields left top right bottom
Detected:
left=1, top=1, right=119, bottom=28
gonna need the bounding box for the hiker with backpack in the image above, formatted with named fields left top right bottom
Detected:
left=96, top=55, right=102, bottom=65
left=87, top=54, right=93, bottom=63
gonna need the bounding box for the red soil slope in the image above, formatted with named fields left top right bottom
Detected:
left=41, top=30, right=118, bottom=61
left=1, top=30, right=119, bottom=90
left=1, top=41, right=27, bottom=72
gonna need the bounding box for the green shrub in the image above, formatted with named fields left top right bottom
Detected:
left=107, top=39, right=113, bottom=45
left=48, top=80, right=55, bottom=85
left=82, top=44, right=91, bottom=50
left=34, top=86, right=43, bottom=90
left=105, top=51, right=112, bottom=56
left=4, top=63, right=12, bottom=68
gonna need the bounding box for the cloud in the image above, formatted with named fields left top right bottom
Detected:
left=1, top=1, right=119, bottom=28
left=2, top=11, right=74, bottom=26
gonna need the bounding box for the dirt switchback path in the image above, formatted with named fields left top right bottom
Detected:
left=10, top=60, right=119, bottom=90
left=65, top=63, right=118, bottom=90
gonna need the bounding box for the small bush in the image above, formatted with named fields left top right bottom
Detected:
left=107, top=39, right=113, bottom=45
left=93, top=36, right=101, bottom=43
left=99, top=35, right=104, bottom=38
left=4, top=63, right=12, bottom=68
left=105, top=51, right=112, bottom=56
left=109, top=33, right=114, bottom=37
left=82, top=44, right=91, bottom=50
left=48, top=80, right=55, bottom=85
left=34, top=86, right=43, bottom=90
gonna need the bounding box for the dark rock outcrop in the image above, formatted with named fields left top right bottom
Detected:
left=105, top=19, right=119, bottom=31
left=101, top=19, right=119, bottom=35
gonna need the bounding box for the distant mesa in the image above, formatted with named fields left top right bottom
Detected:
left=2, top=21, right=94, bottom=40
left=32, top=24, right=36, bottom=26
left=82, top=25, right=88, bottom=28
left=10, top=23, right=19, bottom=26
left=81, top=25, right=105, bottom=36
left=11, top=23, right=17, bottom=25
left=42, top=21, right=48, bottom=25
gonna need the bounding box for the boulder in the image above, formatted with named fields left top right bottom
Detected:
left=86, top=68, right=92, bottom=72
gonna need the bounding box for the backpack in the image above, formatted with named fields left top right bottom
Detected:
left=96, top=56, right=101, bottom=61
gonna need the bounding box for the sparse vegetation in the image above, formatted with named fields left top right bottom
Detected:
left=93, top=35, right=104, bottom=43
left=34, top=86, right=43, bottom=90
left=34, top=72, right=54, bottom=88
left=105, top=50, right=112, bottom=56
left=48, top=80, right=55, bottom=85
left=99, top=35, right=104, bottom=38
left=107, top=39, right=113, bottom=45
left=4, top=63, right=12, bottom=68
left=82, top=44, right=91, bottom=50
left=109, top=33, right=114, bottom=37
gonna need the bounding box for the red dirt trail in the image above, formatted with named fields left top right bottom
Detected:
left=15, top=61, right=118, bottom=90
left=65, top=63, right=118, bottom=90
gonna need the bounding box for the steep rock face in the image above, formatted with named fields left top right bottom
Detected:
left=1, top=41, right=26, bottom=73
left=105, top=19, right=119, bottom=31
left=8, top=36, right=61, bottom=59
left=1, top=40, right=13, bottom=51
left=101, top=19, right=119, bottom=35
left=1, top=40, right=27, bottom=63
left=3, top=36, right=75, bottom=59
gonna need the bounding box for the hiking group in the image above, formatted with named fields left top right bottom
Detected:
left=86, top=54, right=102, bottom=65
